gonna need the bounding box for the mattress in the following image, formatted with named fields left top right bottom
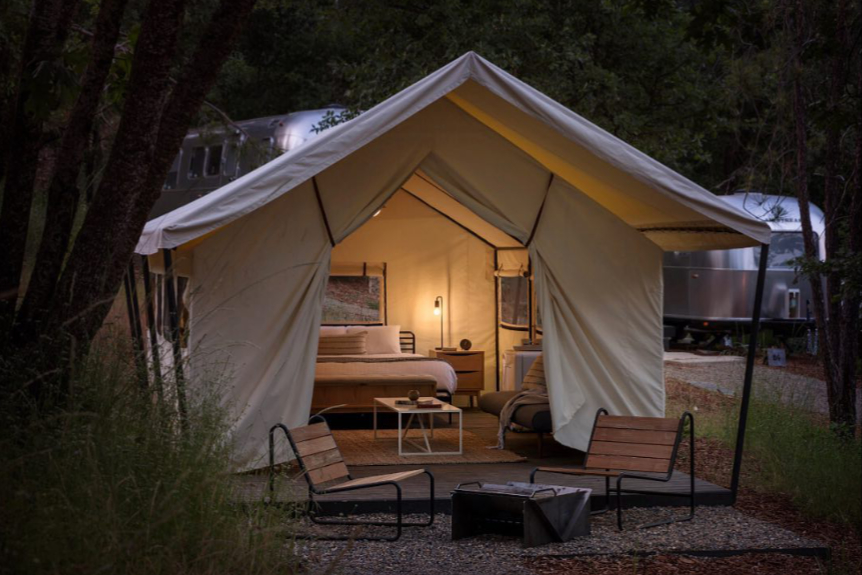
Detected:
left=315, top=353, right=458, bottom=393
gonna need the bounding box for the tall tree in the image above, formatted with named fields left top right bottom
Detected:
left=0, top=0, right=258, bottom=398
left=786, top=0, right=858, bottom=431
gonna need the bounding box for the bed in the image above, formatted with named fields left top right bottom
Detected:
left=311, top=326, right=458, bottom=414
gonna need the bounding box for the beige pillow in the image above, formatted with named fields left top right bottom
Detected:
left=346, top=325, right=401, bottom=354
left=318, top=332, right=367, bottom=355
left=521, top=354, right=546, bottom=391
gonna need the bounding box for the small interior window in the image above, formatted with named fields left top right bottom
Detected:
left=499, top=276, right=530, bottom=329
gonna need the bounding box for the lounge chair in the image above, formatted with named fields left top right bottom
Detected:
left=530, top=408, right=695, bottom=529
left=478, top=391, right=552, bottom=456
left=269, top=418, right=435, bottom=541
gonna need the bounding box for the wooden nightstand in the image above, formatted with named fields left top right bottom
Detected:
left=429, top=349, right=484, bottom=406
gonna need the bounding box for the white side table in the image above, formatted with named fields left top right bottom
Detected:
left=373, top=397, right=463, bottom=456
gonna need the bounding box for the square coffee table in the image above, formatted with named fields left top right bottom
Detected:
left=373, top=397, right=463, bottom=456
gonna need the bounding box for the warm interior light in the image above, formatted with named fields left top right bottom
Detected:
left=434, top=300, right=441, bottom=316
left=372, top=208, right=382, bottom=218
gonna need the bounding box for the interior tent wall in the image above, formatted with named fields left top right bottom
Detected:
left=332, top=191, right=496, bottom=391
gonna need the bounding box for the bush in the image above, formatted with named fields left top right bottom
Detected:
left=0, top=338, right=291, bottom=575
left=736, top=400, right=861, bottom=529
left=711, top=390, right=862, bottom=529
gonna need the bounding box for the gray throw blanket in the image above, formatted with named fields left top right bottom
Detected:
left=316, top=356, right=449, bottom=364
left=490, top=388, right=549, bottom=449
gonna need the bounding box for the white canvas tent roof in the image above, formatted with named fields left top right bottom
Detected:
left=138, top=53, right=770, bottom=469
left=139, top=52, right=769, bottom=255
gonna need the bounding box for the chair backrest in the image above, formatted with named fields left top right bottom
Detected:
left=584, top=414, right=683, bottom=476
left=287, top=421, right=350, bottom=487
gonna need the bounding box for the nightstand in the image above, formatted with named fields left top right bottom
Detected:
left=429, top=349, right=485, bottom=407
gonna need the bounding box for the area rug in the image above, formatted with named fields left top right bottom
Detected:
left=332, top=429, right=526, bottom=465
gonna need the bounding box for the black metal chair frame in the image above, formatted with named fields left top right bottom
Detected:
left=268, top=417, right=435, bottom=541
left=531, top=408, right=695, bottom=530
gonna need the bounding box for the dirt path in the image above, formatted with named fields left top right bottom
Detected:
left=665, top=360, right=862, bottom=423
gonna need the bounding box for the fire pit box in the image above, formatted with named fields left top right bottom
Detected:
left=451, top=482, right=591, bottom=547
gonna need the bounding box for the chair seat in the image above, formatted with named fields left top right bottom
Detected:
left=331, top=469, right=425, bottom=490
left=478, top=391, right=552, bottom=433
left=534, top=466, right=621, bottom=477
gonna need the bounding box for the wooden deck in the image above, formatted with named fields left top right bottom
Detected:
left=244, top=409, right=730, bottom=515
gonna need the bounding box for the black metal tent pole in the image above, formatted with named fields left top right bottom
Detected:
left=141, top=255, right=164, bottom=402
left=494, top=250, right=500, bottom=392
left=162, top=248, right=189, bottom=432
left=730, top=242, right=770, bottom=502
left=124, top=260, right=148, bottom=390
left=122, top=269, right=142, bottom=352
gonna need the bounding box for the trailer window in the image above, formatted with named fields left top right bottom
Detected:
left=188, top=146, right=206, bottom=179
left=759, top=232, right=812, bottom=269
left=205, top=145, right=222, bottom=177
left=163, top=171, right=177, bottom=189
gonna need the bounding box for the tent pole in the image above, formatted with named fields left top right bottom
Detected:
left=141, top=256, right=164, bottom=402
left=494, top=251, right=501, bottom=391
left=312, top=177, right=336, bottom=247
left=730, top=242, right=769, bottom=502
left=127, top=260, right=148, bottom=390
left=527, top=258, right=534, bottom=343
left=122, top=268, right=147, bottom=390
left=163, top=248, right=189, bottom=432
left=383, top=263, right=388, bottom=326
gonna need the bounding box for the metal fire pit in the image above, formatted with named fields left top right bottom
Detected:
left=451, top=481, right=591, bottom=547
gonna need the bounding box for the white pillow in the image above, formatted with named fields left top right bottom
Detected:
left=346, top=325, right=401, bottom=354
left=320, top=326, right=347, bottom=337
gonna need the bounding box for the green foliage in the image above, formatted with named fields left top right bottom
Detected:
left=212, top=0, right=727, bottom=183
left=0, top=338, right=292, bottom=575
left=709, top=389, right=862, bottom=529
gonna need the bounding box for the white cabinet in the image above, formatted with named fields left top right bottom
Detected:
left=501, top=350, right=542, bottom=391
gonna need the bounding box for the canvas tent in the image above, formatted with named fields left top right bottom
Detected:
left=138, top=52, right=771, bottom=469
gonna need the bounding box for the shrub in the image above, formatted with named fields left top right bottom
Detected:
left=0, top=338, right=291, bottom=575
left=727, top=398, right=862, bottom=529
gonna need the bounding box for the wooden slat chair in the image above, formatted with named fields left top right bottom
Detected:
left=530, top=408, right=695, bottom=530
left=268, top=419, right=435, bottom=541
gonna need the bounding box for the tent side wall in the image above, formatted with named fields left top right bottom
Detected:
left=532, top=178, right=665, bottom=446
left=185, top=180, right=332, bottom=470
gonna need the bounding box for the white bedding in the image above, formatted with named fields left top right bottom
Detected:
left=315, top=353, right=458, bottom=393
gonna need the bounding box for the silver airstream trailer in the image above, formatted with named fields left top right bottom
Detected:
left=663, top=192, right=825, bottom=339
left=151, top=106, right=348, bottom=217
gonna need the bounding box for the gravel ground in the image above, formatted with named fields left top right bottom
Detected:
left=665, top=361, right=861, bottom=422
left=290, top=507, right=823, bottom=574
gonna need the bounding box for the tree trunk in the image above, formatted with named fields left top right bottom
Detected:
left=788, top=0, right=839, bottom=420
left=40, top=0, right=187, bottom=353
left=0, top=0, right=81, bottom=334
left=16, top=0, right=130, bottom=338
left=29, top=0, right=257, bottom=358
left=838, top=53, right=861, bottom=429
